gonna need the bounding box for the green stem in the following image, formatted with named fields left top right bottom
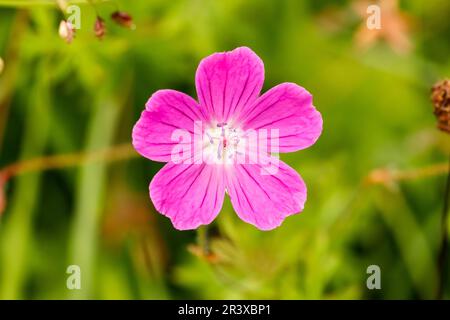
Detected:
left=197, top=225, right=210, bottom=255
left=436, top=152, right=450, bottom=299
left=0, top=58, right=52, bottom=299
left=0, top=0, right=109, bottom=8
left=67, top=75, right=130, bottom=299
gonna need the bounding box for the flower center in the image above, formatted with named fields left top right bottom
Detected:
left=203, top=122, right=243, bottom=164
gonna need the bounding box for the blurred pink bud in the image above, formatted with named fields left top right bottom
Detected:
left=111, top=11, right=134, bottom=29
left=58, top=20, right=75, bottom=43
left=94, top=16, right=106, bottom=39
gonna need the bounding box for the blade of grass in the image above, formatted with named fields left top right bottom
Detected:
left=67, top=75, right=131, bottom=299
left=436, top=153, right=450, bottom=299
left=373, top=186, right=438, bottom=298
left=0, top=58, right=52, bottom=299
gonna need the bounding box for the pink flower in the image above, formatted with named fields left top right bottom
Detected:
left=132, top=47, right=322, bottom=230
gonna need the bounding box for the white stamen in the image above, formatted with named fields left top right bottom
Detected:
left=203, top=122, right=243, bottom=164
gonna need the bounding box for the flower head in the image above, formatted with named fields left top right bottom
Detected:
left=132, top=47, right=323, bottom=230
left=431, top=79, right=450, bottom=133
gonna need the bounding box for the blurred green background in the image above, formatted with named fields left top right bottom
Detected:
left=0, top=0, right=449, bottom=299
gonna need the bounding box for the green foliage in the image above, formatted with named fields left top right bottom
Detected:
left=0, top=0, right=449, bottom=299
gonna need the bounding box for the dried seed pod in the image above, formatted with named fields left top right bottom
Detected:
left=94, top=16, right=106, bottom=39
left=431, top=79, right=450, bottom=133
left=111, top=11, right=134, bottom=29
left=58, top=20, right=75, bottom=43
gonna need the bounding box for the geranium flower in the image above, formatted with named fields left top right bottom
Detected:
left=132, top=47, right=322, bottom=230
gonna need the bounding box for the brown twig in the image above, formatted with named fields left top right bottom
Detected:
left=366, top=159, right=450, bottom=299
left=365, top=162, right=450, bottom=186
left=331, top=162, right=450, bottom=235
left=0, top=143, right=137, bottom=214
left=0, top=143, right=136, bottom=180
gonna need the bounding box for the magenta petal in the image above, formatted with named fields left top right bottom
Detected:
left=132, top=89, right=205, bottom=162
left=150, top=163, right=226, bottom=230
left=225, top=159, right=307, bottom=230
left=195, top=47, right=264, bottom=124
left=236, top=83, right=323, bottom=153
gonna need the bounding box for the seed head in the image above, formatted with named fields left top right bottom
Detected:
left=431, top=79, right=450, bottom=133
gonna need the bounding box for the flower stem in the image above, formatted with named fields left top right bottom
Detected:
left=437, top=152, right=450, bottom=299
left=197, top=225, right=210, bottom=256
left=0, top=0, right=85, bottom=7
left=0, top=144, right=136, bottom=215
left=0, top=143, right=135, bottom=180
